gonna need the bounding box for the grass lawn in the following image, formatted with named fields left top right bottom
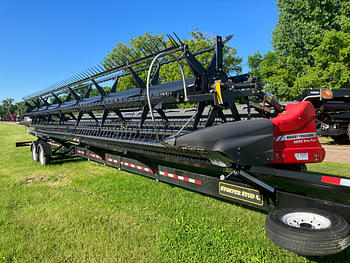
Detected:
left=0, top=122, right=350, bottom=262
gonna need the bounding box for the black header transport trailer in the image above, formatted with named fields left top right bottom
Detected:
left=17, top=35, right=350, bottom=256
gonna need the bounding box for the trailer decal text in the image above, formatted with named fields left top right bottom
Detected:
left=219, top=182, right=263, bottom=206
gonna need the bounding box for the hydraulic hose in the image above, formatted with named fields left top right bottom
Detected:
left=146, top=51, right=187, bottom=142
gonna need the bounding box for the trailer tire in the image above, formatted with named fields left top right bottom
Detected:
left=38, top=143, right=51, bottom=166
left=265, top=208, right=350, bottom=256
left=31, top=142, right=39, bottom=162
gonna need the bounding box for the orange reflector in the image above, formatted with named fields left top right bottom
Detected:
left=322, top=89, right=333, bottom=99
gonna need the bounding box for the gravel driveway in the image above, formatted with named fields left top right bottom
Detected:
left=322, top=145, right=350, bottom=164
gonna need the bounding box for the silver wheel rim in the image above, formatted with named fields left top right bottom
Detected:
left=282, top=212, right=331, bottom=229
left=39, top=147, right=45, bottom=165
left=32, top=145, right=38, bottom=160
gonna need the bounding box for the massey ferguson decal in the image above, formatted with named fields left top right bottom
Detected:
left=275, top=132, right=317, bottom=142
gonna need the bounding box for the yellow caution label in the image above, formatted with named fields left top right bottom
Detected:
left=215, top=81, right=223, bottom=104
left=219, top=182, right=263, bottom=206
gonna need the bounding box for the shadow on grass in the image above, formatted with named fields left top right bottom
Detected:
left=305, top=247, right=350, bottom=262
left=49, top=156, right=86, bottom=165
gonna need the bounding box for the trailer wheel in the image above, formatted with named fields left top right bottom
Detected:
left=31, top=142, right=39, bottom=162
left=38, top=143, right=51, bottom=166
left=265, top=208, right=350, bottom=256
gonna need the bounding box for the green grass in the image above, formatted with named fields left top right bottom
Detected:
left=0, top=122, right=350, bottom=262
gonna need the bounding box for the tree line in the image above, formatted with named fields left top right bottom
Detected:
left=0, top=98, right=24, bottom=121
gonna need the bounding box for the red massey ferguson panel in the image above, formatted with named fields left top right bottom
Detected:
left=270, top=101, right=325, bottom=164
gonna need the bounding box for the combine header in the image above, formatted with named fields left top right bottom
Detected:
left=18, top=34, right=350, bottom=256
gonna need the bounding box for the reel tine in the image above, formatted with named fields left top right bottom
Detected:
left=139, top=47, right=148, bottom=56
left=142, top=43, right=153, bottom=54
left=97, top=64, right=104, bottom=71
left=159, top=38, right=168, bottom=49
left=93, top=66, right=102, bottom=73
left=81, top=71, right=88, bottom=77
left=173, top=32, right=184, bottom=45
left=84, top=70, right=91, bottom=78
left=88, top=68, right=97, bottom=75
left=108, top=59, right=117, bottom=67
left=105, top=60, right=114, bottom=69
left=169, top=34, right=179, bottom=47
left=77, top=73, right=85, bottom=80
left=150, top=39, right=160, bottom=52
left=223, top=34, right=234, bottom=44
left=104, top=62, right=111, bottom=70
left=111, top=57, right=121, bottom=67
left=167, top=34, right=177, bottom=47
left=131, top=48, right=141, bottom=59
left=91, top=67, right=99, bottom=74
left=155, top=37, right=166, bottom=49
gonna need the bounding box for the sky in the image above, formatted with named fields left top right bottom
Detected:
left=0, top=0, right=278, bottom=102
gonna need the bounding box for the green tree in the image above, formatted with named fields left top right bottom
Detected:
left=247, top=52, right=262, bottom=79
left=2, top=98, right=15, bottom=113
left=295, top=19, right=350, bottom=91
left=0, top=98, right=15, bottom=120
left=14, top=101, right=25, bottom=115
left=249, top=0, right=350, bottom=100
left=104, top=29, right=242, bottom=92
left=272, top=0, right=345, bottom=74
left=259, top=51, right=296, bottom=100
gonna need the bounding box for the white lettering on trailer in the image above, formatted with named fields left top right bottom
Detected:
left=275, top=132, right=317, bottom=142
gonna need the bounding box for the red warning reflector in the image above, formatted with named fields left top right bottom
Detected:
left=321, top=176, right=341, bottom=185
